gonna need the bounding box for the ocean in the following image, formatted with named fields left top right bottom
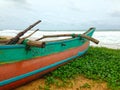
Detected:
left=0, top=30, right=120, bottom=49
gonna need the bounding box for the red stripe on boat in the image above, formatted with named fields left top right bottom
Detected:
left=0, top=41, right=89, bottom=90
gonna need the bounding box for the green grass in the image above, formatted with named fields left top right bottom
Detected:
left=43, top=47, right=120, bottom=90
left=80, top=83, right=91, bottom=89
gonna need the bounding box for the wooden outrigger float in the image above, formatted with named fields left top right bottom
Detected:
left=0, top=20, right=99, bottom=90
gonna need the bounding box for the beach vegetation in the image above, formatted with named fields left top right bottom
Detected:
left=43, top=47, right=120, bottom=90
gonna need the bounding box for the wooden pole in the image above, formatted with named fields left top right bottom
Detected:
left=17, top=29, right=39, bottom=44
left=6, top=20, right=41, bottom=44
left=22, top=29, right=39, bottom=39
left=35, top=34, right=99, bottom=44
left=80, top=34, right=99, bottom=44
left=1, top=34, right=99, bottom=44
left=26, top=40, right=45, bottom=48
left=0, top=39, right=45, bottom=47
left=0, top=40, right=9, bottom=43
left=35, top=34, right=71, bottom=41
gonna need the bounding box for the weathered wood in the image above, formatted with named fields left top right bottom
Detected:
left=22, top=29, right=39, bottom=39
left=80, top=34, right=99, bottom=44
left=26, top=40, right=45, bottom=48
left=0, top=40, right=9, bottom=43
left=0, top=39, right=45, bottom=47
left=35, top=34, right=99, bottom=44
left=0, top=36, right=13, bottom=40
left=0, top=36, right=12, bottom=44
left=1, top=34, right=99, bottom=44
left=17, top=29, right=39, bottom=44
left=6, top=20, right=41, bottom=44
left=35, top=34, right=71, bottom=41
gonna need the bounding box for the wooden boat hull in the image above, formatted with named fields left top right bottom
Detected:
left=0, top=41, right=89, bottom=90
left=0, top=29, right=95, bottom=90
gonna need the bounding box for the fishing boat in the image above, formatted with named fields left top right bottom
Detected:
left=0, top=21, right=99, bottom=90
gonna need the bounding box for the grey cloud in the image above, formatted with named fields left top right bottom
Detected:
left=110, top=11, right=120, bottom=17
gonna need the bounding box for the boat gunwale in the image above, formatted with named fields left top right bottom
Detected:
left=0, top=28, right=95, bottom=49
left=0, top=37, right=82, bottom=49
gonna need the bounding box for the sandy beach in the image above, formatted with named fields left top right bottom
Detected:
left=15, top=76, right=109, bottom=90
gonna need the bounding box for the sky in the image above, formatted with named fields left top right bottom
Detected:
left=0, top=0, right=120, bottom=30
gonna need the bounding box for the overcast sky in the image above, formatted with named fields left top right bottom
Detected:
left=0, top=0, right=120, bottom=30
